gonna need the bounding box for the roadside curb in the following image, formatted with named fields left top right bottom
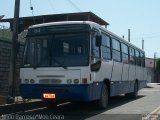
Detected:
left=142, top=106, right=160, bottom=120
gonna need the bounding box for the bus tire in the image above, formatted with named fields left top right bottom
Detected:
left=95, top=83, right=108, bottom=109
left=125, top=81, right=138, bottom=99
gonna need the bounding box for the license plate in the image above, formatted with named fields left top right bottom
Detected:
left=43, top=93, right=56, bottom=99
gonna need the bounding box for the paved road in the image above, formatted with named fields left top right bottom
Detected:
left=1, top=83, right=160, bottom=120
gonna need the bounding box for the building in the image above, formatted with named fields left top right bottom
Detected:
left=1, top=12, right=109, bottom=33
left=145, top=58, right=156, bottom=68
left=145, top=58, right=157, bottom=83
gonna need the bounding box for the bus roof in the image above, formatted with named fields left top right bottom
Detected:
left=29, top=21, right=144, bottom=53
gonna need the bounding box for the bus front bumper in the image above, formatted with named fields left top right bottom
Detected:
left=19, top=83, right=102, bottom=102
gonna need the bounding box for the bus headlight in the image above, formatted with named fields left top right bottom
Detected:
left=25, top=79, right=29, bottom=84
left=67, top=79, right=72, bottom=84
left=30, top=79, right=35, bottom=84
left=74, top=79, right=79, bottom=84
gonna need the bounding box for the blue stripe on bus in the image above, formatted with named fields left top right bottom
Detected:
left=110, top=80, right=147, bottom=96
left=19, top=83, right=102, bottom=102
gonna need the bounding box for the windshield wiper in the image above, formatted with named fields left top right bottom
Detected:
left=33, top=56, right=46, bottom=69
left=33, top=57, right=68, bottom=69
left=52, top=57, right=68, bottom=69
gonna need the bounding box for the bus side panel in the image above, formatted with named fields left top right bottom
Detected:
left=121, top=63, right=130, bottom=93
left=111, top=61, right=123, bottom=82
left=128, top=65, right=136, bottom=93
left=110, top=61, right=123, bottom=96
left=136, top=66, right=143, bottom=81
left=93, top=61, right=113, bottom=83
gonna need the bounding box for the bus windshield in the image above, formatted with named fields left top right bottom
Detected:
left=23, top=33, right=90, bottom=68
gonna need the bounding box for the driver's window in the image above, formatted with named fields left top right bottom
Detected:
left=92, top=29, right=100, bottom=58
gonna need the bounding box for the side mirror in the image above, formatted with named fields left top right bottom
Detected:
left=91, top=60, right=101, bottom=72
left=95, top=35, right=102, bottom=47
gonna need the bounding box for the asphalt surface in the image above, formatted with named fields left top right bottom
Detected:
left=1, top=83, right=160, bottom=120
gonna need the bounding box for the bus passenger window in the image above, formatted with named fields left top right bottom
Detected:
left=112, top=38, right=121, bottom=62
left=140, top=52, right=145, bottom=67
left=129, top=48, right=135, bottom=65
left=135, top=50, right=141, bottom=66
left=101, top=33, right=111, bottom=60
left=121, top=43, right=129, bottom=64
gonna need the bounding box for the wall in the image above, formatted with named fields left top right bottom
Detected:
left=145, top=58, right=160, bottom=83
left=146, top=67, right=155, bottom=83
left=0, top=40, right=11, bottom=96
left=0, top=39, right=24, bottom=97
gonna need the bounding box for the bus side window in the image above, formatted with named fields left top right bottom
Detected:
left=91, top=30, right=100, bottom=58
left=143, top=53, right=146, bottom=67
left=112, top=38, right=121, bottom=62
left=135, top=50, right=141, bottom=66
left=101, top=33, right=111, bottom=60
left=129, top=47, right=135, bottom=65
left=121, top=43, right=129, bottom=64
left=141, top=52, right=145, bottom=67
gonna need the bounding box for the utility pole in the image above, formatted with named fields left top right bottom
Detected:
left=154, top=52, right=157, bottom=83
left=128, top=29, right=130, bottom=42
left=8, top=0, right=20, bottom=103
left=142, top=39, right=144, bottom=50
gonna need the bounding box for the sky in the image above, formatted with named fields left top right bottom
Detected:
left=0, top=0, right=160, bottom=58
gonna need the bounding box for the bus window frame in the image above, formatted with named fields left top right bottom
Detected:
left=121, top=42, right=129, bottom=64
left=111, top=38, right=122, bottom=62
left=90, top=28, right=102, bottom=72
left=101, top=32, right=112, bottom=61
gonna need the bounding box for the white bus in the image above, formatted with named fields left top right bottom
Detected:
left=20, top=21, right=147, bottom=109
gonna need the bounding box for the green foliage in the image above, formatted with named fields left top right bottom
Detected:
left=156, top=58, right=160, bottom=73
left=0, top=29, right=26, bottom=44
left=0, top=29, right=12, bottom=41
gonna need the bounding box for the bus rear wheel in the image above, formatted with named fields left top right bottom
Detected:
left=95, top=83, right=109, bottom=109
left=125, top=81, right=138, bottom=99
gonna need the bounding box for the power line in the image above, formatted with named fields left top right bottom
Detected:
left=131, top=32, right=160, bottom=40
left=131, top=35, right=160, bottom=39
left=29, top=0, right=35, bottom=24
left=132, top=32, right=160, bottom=37
left=67, top=0, right=81, bottom=12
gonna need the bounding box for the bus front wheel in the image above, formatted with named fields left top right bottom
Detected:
left=95, top=83, right=109, bottom=109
